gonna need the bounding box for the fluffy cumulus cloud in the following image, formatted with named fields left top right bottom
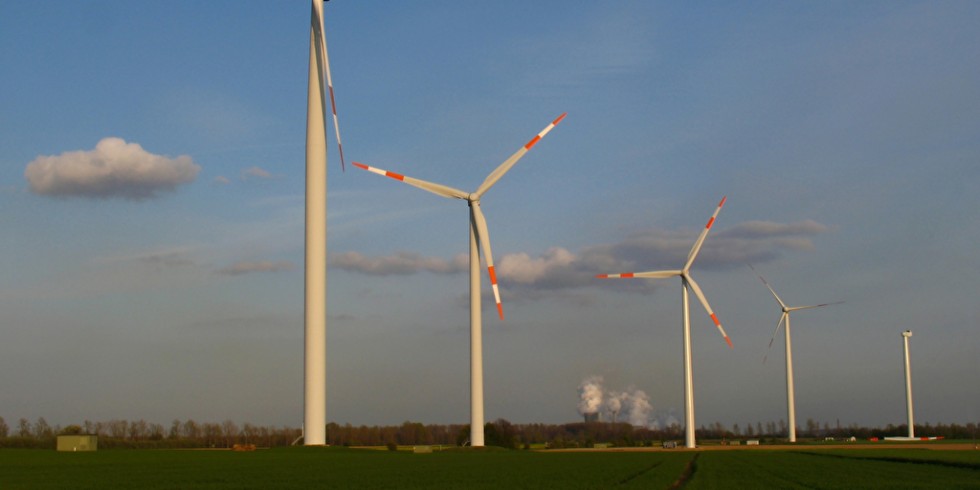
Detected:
left=216, top=260, right=293, bottom=276
left=332, top=220, right=830, bottom=297
left=24, top=137, right=200, bottom=200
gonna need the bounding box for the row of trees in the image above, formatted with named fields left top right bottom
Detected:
left=0, top=417, right=300, bottom=449
left=0, top=416, right=975, bottom=449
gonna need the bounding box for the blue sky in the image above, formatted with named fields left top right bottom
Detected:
left=1, top=1, right=977, bottom=431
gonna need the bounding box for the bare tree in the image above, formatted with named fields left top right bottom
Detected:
left=129, top=419, right=149, bottom=441
left=181, top=419, right=201, bottom=441
left=108, top=419, right=128, bottom=439
left=221, top=420, right=239, bottom=447
left=33, top=417, right=53, bottom=440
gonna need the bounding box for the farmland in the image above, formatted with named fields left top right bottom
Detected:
left=1, top=445, right=977, bottom=489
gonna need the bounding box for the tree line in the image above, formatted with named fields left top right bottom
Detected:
left=0, top=415, right=975, bottom=449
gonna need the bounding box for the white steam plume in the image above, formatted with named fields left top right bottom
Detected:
left=625, top=389, right=653, bottom=428
left=577, top=376, right=604, bottom=415
left=578, top=376, right=666, bottom=428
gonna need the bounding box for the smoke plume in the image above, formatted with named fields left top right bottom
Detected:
left=577, top=376, right=663, bottom=428
left=577, top=376, right=604, bottom=416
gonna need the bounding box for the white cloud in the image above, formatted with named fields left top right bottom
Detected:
left=216, top=260, right=293, bottom=276
left=241, top=166, right=272, bottom=180
left=333, top=220, right=831, bottom=297
left=24, top=137, right=200, bottom=200
left=213, top=176, right=231, bottom=185
left=498, top=247, right=576, bottom=284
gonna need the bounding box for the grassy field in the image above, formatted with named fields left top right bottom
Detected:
left=685, top=449, right=980, bottom=489
left=1, top=446, right=977, bottom=489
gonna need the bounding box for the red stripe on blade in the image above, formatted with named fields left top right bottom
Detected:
left=553, top=113, right=567, bottom=125
left=622, top=273, right=634, bottom=278
left=496, top=303, right=504, bottom=321
left=385, top=171, right=405, bottom=181
left=710, top=313, right=721, bottom=326
left=488, top=266, right=498, bottom=284
left=719, top=196, right=727, bottom=207
left=525, top=135, right=542, bottom=149
left=705, top=217, right=715, bottom=229
left=352, top=162, right=368, bottom=170
left=596, top=274, right=609, bottom=279
left=725, top=336, right=733, bottom=349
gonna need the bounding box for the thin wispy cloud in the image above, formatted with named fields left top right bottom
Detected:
left=331, top=252, right=468, bottom=276
left=24, top=137, right=200, bottom=200
left=216, top=260, right=294, bottom=276
left=93, top=246, right=198, bottom=268
left=241, top=166, right=273, bottom=180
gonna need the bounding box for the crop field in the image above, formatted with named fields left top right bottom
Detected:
left=684, top=449, right=980, bottom=489
left=1, top=445, right=978, bottom=489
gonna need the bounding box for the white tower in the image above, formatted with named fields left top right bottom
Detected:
left=902, top=330, right=914, bottom=439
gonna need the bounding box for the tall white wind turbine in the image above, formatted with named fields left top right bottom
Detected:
left=902, top=330, right=915, bottom=439
left=305, top=0, right=346, bottom=446
left=750, top=264, right=842, bottom=443
left=597, top=197, right=733, bottom=449
left=352, top=113, right=566, bottom=447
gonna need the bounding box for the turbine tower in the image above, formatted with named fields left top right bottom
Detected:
left=597, top=197, right=733, bottom=449
left=751, top=265, right=841, bottom=443
left=305, top=0, right=345, bottom=446
left=352, top=113, right=566, bottom=447
left=902, top=330, right=915, bottom=439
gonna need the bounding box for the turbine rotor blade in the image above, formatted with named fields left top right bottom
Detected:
left=634, top=270, right=683, bottom=279
left=747, top=264, right=787, bottom=309
left=473, top=113, right=567, bottom=198
left=596, top=270, right=681, bottom=279
left=684, top=196, right=726, bottom=271
left=763, top=312, right=788, bottom=364
left=310, top=1, right=330, bottom=162
left=685, top=274, right=733, bottom=348
left=320, top=11, right=346, bottom=172
left=352, top=162, right=469, bottom=200
left=470, top=202, right=503, bottom=320
left=788, top=301, right=844, bottom=312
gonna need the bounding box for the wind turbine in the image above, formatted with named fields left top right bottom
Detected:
left=597, top=197, right=733, bottom=449
left=352, top=113, right=566, bottom=447
left=305, top=0, right=346, bottom=446
left=902, top=330, right=915, bottom=439
left=750, top=265, right=842, bottom=443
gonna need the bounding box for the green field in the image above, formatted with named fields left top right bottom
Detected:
left=685, top=449, right=980, bottom=489
left=1, top=446, right=978, bottom=489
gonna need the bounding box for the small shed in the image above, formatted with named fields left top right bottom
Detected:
left=57, top=435, right=98, bottom=452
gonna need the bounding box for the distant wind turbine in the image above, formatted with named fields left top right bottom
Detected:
left=902, top=330, right=915, bottom=439
left=304, top=0, right=346, bottom=446
left=750, top=264, right=842, bottom=443
left=597, top=197, right=732, bottom=449
left=352, top=113, right=566, bottom=447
